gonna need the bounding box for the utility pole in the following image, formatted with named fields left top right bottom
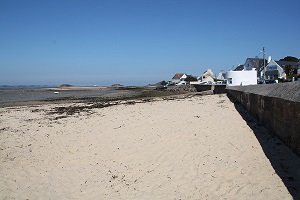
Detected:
left=263, top=47, right=266, bottom=80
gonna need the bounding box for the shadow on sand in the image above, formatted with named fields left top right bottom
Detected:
left=231, top=100, right=300, bottom=199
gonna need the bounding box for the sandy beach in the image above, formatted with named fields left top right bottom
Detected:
left=1, top=94, right=299, bottom=199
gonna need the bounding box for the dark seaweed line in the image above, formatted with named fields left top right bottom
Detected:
left=47, top=92, right=198, bottom=118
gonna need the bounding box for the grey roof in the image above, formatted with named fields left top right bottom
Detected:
left=234, top=65, right=244, bottom=71
left=245, top=58, right=267, bottom=71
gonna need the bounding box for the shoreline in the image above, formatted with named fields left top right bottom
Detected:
left=0, top=86, right=195, bottom=108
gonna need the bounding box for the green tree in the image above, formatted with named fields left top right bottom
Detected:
left=284, top=65, right=293, bottom=75
left=279, top=56, right=299, bottom=62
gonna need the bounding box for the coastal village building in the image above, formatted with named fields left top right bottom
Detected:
left=199, top=69, right=215, bottom=83
left=216, top=71, right=226, bottom=80
left=243, top=57, right=300, bottom=80
left=258, top=60, right=286, bottom=80
left=171, top=73, right=187, bottom=84
left=225, top=61, right=258, bottom=86
left=225, top=68, right=257, bottom=86
left=210, top=56, right=299, bottom=86
left=190, top=69, right=216, bottom=85
left=244, top=58, right=265, bottom=71
left=235, top=58, right=266, bottom=78
left=219, top=55, right=299, bottom=85
left=258, top=59, right=300, bottom=80
left=233, top=64, right=245, bottom=71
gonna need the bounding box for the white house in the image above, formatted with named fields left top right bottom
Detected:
left=216, top=71, right=226, bottom=80
left=199, top=69, right=215, bottom=83
left=258, top=60, right=286, bottom=80
left=225, top=68, right=257, bottom=86
left=171, top=73, right=187, bottom=84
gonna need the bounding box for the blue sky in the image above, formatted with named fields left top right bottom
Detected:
left=0, top=0, right=299, bottom=86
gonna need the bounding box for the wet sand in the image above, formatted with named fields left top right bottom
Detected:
left=0, top=94, right=299, bottom=199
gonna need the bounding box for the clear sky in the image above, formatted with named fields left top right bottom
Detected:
left=1, top=0, right=299, bottom=86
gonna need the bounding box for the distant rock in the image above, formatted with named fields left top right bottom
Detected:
left=111, top=84, right=124, bottom=88
left=58, top=84, right=73, bottom=88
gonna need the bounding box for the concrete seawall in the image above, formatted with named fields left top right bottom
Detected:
left=226, top=82, right=300, bottom=155
left=193, top=84, right=227, bottom=94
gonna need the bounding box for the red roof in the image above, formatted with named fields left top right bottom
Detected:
left=172, top=73, right=185, bottom=79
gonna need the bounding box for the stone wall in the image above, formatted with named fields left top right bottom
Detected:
left=212, top=85, right=227, bottom=94
left=166, top=85, right=197, bottom=92
left=166, top=84, right=227, bottom=94
left=226, top=82, right=300, bottom=155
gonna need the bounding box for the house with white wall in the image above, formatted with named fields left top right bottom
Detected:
left=199, top=69, right=215, bottom=83
left=225, top=68, right=257, bottom=86
left=171, top=73, right=187, bottom=84
left=225, top=58, right=259, bottom=86
left=216, top=71, right=226, bottom=80
left=258, top=60, right=286, bottom=80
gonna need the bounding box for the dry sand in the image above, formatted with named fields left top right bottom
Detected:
left=0, top=94, right=299, bottom=199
